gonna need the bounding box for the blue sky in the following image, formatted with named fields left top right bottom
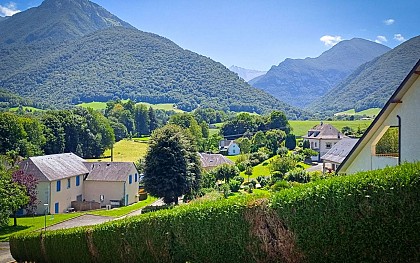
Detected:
left=0, top=0, right=418, bottom=70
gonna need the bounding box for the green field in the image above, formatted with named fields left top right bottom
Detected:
left=76, top=101, right=183, bottom=112
left=289, top=120, right=372, bottom=137
left=334, top=108, right=381, bottom=117
left=9, top=106, right=44, bottom=112
left=88, top=196, right=157, bottom=217
left=87, top=139, right=149, bottom=162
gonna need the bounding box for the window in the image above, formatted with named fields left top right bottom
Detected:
left=129, top=175, right=133, bottom=184
left=326, top=142, right=332, bottom=149
left=375, top=126, right=399, bottom=157
left=56, top=180, right=61, bottom=192
left=314, top=142, right=318, bottom=148
left=54, top=202, right=59, bottom=214
left=76, top=175, right=80, bottom=186
left=135, top=173, right=138, bottom=182
left=67, top=178, right=71, bottom=189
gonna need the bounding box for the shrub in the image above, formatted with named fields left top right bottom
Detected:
left=285, top=168, right=310, bottom=183
left=228, top=180, right=241, bottom=192
left=232, top=175, right=245, bottom=184
left=271, top=180, right=290, bottom=191
left=220, top=183, right=230, bottom=198
left=277, top=146, right=289, bottom=156
left=256, top=176, right=269, bottom=187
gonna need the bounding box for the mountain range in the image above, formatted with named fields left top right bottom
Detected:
left=250, top=38, right=390, bottom=108
left=228, top=66, right=266, bottom=82
left=308, top=35, right=420, bottom=116
left=0, top=0, right=308, bottom=118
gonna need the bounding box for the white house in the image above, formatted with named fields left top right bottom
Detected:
left=219, top=140, right=241, bottom=156
left=338, top=59, right=420, bottom=174
left=303, top=123, right=346, bottom=161
left=19, top=153, right=140, bottom=214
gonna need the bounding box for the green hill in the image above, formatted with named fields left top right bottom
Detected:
left=250, top=38, right=390, bottom=108
left=308, top=35, right=420, bottom=116
left=0, top=0, right=308, bottom=119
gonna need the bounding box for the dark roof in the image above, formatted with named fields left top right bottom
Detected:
left=321, top=138, right=359, bottom=164
left=303, top=123, right=347, bottom=140
left=337, top=59, right=420, bottom=173
left=19, top=153, right=89, bottom=182
left=199, top=153, right=234, bottom=168
left=84, top=162, right=136, bottom=182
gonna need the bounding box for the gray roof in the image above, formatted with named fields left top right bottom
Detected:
left=321, top=138, right=359, bottom=164
left=303, top=123, right=347, bottom=140
left=19, top=153, right=89, bottom=182
left=199, top=153, right=234, bottom=168
left=84, top=162, right=136, bottom=182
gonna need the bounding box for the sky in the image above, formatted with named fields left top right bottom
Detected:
left=0, top=0, right=419, bottom=71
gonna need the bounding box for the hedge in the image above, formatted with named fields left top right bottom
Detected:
left=10, top=162, right=420, bottom=263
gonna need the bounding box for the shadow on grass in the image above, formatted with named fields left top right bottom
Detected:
left=0, top=225, right=30, bottom=241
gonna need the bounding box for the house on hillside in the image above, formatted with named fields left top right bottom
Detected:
left=321, top=138, right=358, bottom=173
left=219, top=140, right=240, bottom=156
left=338, top=59, right=420, bottom=174
left=198, top=153, right=234, bottom=171
left=19, top=153, right=139, bottom=214
left=303, top=123, right=347, bottom=161
left=83, top=162, right=139, bottom=207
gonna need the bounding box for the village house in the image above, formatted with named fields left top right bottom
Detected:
left=198, top=152, right=234, bottom=171
left=19, top=153, right=139, bottom=214
left=303, top=123, right=346, bottom=161
left=321, top=138, right=358, bottom=173
left=338, top=60, right=420, bottom=174
left=219, top=140, right=241, bottom=156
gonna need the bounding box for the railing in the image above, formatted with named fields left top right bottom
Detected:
left=375, top=153, right=399, bottom=157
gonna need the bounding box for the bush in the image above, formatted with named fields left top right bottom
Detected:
left=271, top=180, right=290, bottom=191
left=285, top=168, right=310, bottom=183
left=256, top=176, right=269, bottom=187
left=277, top=146, right=289, bottom=156
left=232, top=175, right=245, bottom=184
left=228, top=180, right=241, bottom=192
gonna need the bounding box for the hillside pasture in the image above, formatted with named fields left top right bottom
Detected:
left=334, top=107, right=381, bottom=117
left=76, top=100, right=183, bottom=112
left=86, top=139, right=148, bottom=163
left=289, top=119, right=372, bottom=137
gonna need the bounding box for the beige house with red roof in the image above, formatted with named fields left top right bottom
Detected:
left=19, top=153, right=139, bottom=214
left=303, top=123, right=347, bottom=161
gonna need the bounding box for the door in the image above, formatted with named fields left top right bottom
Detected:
left=54, top=202, right=59, bottom=214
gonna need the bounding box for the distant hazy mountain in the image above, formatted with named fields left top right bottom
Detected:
left=229, top=66, right=267, bottom=82
left=308, top=35, right=420, bottom=116
left=250, top=38, right=390, bottom=108
left=0, top=16, right=8, bottom=22
left=0, top=0, right=308, bottom=118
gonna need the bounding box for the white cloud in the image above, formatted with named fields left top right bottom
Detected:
left=375, top=35, right=388, bottom=44
left=394, top=34, right=406, bottom=42
left=383, top=19, right=395, bottom=25
left=320, top=35, right=343, bottom=47
left=0, top=2, right=20, bottom=17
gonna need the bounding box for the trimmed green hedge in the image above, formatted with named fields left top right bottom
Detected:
left=10, top=162, right=420, bottom=263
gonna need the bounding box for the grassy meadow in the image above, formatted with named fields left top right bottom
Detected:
left=76, top=100, right=183, bottom=112
left=87, top=139, right=149, bottom=163
left=334, top=107, right=381, bottom=117
left=289, top=119, right=372, bottom=137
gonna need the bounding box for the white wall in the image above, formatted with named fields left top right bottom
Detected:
left=228, top=143, right=240, bottom=156
left=344, top=75, right=420, bottom=174
left=49, top=174, right=85, bottom=214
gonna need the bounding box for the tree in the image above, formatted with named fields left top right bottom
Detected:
left=285, top=134, right=297, bottom=150
left=200, top=121, right=209, bottom=138
left=302, top=139, right=310, bottom=149
left=148, top=107, right=159, bottom=133
left=269, top=155, right=297, bottom=176
left=251, top=131, right=266, bottom=152
left=134, top=104, right=150, bottom=136
left=236, top=137, right=251, bottom=154
left=0, top=169, right=28, bottom=227
left=0, top=112, right=27, bottom=154
left=245, top=165, right=253, bottom=182
left=143, top=125, right=201, bottom=204
left=11, top=170, right=38, bottom=225
left=268, top=110, right=291, bottom=134
left=265, top=129, right=286, bottom=155
left=213, top=164, right=239, bottom=183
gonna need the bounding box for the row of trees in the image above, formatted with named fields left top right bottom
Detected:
left=0, top=108, right=114, bottom=159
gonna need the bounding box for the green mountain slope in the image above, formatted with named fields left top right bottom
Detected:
left=0, top=0, right=133, bottom=45
left=307, top=35, right=420, bottom=116
left=250, top=38, right=390, bottom=108
left=0, top=0, right=307, bottom=118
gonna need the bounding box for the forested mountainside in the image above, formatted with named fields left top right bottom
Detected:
left=308, top=35, right=420, bottom=116
left=250, top=38, right=390, bottom=108
left=0, top=0, right=308, bottom=118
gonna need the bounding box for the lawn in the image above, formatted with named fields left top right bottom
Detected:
left=0, top=213, right=82, bottom=241
left=289, top=119, right=372, bottom=137
left=9, top=106, right=44, bottom=112
left=88, top=196, right=157, bottom=217
left=76, top=100, right=183, bottom=112
left=0, top=196, right=158, bottom=241
left=86, top=139, right=149, bottom=162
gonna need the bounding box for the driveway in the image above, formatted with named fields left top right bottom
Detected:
left=0, top=242, right=13, bottom=263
